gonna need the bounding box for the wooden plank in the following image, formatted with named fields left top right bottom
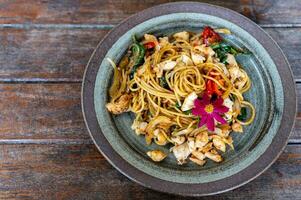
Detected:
left=0, top=0, right=301, bottom=25
left=0, top=83, right=300, bottom=143
left=0, top=83, right=89, bottom=140
left=264, top=28, right=301, bottom=81
left=1, top=28, right=301, bottom=81
left=0, top=144, right=300, bottom=199
left=0, top=29, right=108, bottom=81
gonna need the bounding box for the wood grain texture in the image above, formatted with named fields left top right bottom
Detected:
left=0, top=144, right=300, bottom=200
left=0, top=84, right=88, bottom=140
left=0, top=29, right=107, bottom=81
left=0, top=0, right=301, bottom=25
left=1, top=28, right=301, bottom=81
left=0, top=83, right=300, bottom=143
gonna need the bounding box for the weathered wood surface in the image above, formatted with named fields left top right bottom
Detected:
left=0, top=29, right=107, bottom=82
left=0, top=0, right=301, bottom=25
left=0, top=84, right=88, bottom=141
left=0, top=144, right=300, bottom=200
left=1, top=28, right=301, bottom=81
left=0, top=83, right=300, bottom=143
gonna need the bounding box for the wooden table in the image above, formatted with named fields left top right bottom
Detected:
left=0, top=1, right=300, bottom=199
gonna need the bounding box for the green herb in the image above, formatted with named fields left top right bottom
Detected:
left=237, top=107, right=247, bottom=121
left=211, top=41, right=249, bottom=65
left=175, top=102, right=181, bottom=109
left=211, top=43, right=220, bottom=50
left=159, top=76, right=169, bottom=89
left=129, top=35, right=145, bottom=79
left=184, top=110, right=192, bottom=115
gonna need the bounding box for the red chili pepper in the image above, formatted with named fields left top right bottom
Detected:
left=201, top=26, right=222, bottom=46
left=206, top=80, right=214, bottom=95
left=144, top=42, right=156, bottom=49
left=206, top=80, right=222, bottom=96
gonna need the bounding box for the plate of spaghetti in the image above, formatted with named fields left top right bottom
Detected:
left=82, top=2, right=296, bottom=196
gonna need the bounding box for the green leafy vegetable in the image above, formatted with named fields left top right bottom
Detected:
left=159, top=76, right=169, bottom=89
left=175, top=102, right=181, bottom=109
left=183, top=110, right=192, bottom=115
left=129, top=35, right=146, bottom=79
left=211, top=41, right=249, bottom=65
left=237, top=107, right=247, bottom=121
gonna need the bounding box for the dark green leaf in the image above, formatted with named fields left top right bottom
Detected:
left=175, top=102, right=181, bottom=109
left=129, top=35, right=145, bottom=79
left=159, top=76, right=169, bottom=89
left=237, top=107, right=247, bottom=121
left=211, top=43, right=220, bottom=50
left=184, top=110, right=192, bottom=115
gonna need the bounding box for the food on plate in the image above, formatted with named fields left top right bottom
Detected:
left=106, top=26, right=255, bottom=165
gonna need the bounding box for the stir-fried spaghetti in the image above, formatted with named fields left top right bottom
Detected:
left=106, top=26, right=255, bottom=165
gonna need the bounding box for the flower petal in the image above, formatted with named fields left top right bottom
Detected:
left=194, top=98, right=205, bottom=109
left=213, top=97, right=223, bottom=107
left=202, top=93, right=211, bottom=105
left=212, top=113, right=227, bottom=124
left=214, top=105, right=229, bottom=113
left=198, top=115, right=208, bottom=127
left=193, top=107, right=207, bottom=116
left=206, top=116, right=215, bottom=131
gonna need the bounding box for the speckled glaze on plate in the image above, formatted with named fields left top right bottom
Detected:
left=81, top=2, right=296, bottom=196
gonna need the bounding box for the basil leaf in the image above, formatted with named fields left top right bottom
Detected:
left=237, top=107, right=247, bottom=121
left=159, top=76, right=169, bottom=89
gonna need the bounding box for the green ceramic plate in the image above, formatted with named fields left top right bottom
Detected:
left=82, top=2, right=296, bottom=196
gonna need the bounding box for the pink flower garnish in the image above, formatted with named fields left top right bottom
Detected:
left=192, top=94, right=229, bottom=131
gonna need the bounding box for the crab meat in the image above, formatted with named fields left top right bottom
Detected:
left=106, top=94, right=132, bottom=114
left=172, top=142, right=191, bottom=165
left=218, top=63, right=229, bottom=77
left=232, top=122, right=243, bottom=133
left=131, top=121, right=148, bottom=135
left=223, top=97, right=234, bottom=120
left=181, top=92, right=198, bottom=111
left=172, top=127, right=194, bottom=136
left=191, top=150, right=206, bottom=160
left=212, top=137, right=226, bottom=152
left=154, top=129, right=168, bottom=146
left=226, top=53, right=238, bottom=67
left=205, top=152, right=223, bottom=162
left=145, top=116, right=172, bottom=145
left=187, top=139, right=196, bottom=152
left=155, top=60, right=177, bottom=77
left=147, top=150, right=167, bottom=162
left=194, top=44, right=215, bottom=57
left=171, top=136, right=186, bottom=145
left=191, top=51, right=206, bottom=65
left=173, top=31, right=190, bottom=42
left=189, top=157, right=206, bottom=166
left=195, top=131, right=209, bottom=148
left=180, top=54, right=193, bottom=65
left=158, top=37, right=169, bottom=48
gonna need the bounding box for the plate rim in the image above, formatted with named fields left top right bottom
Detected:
left=81, top=2, right=297, bottom=196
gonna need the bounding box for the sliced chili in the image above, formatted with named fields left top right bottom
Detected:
left=144, top=42, right=156, bottom=49
left=201, top=26, right=222, bottom=46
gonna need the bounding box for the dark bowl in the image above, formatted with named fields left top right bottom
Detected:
left=81, top=2, right=296, bottom=196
